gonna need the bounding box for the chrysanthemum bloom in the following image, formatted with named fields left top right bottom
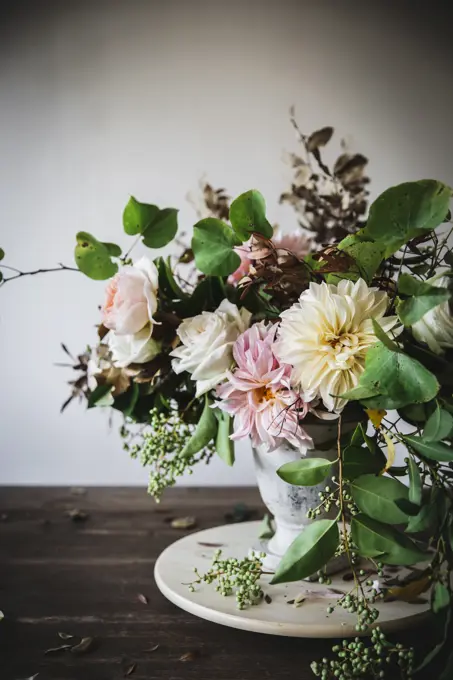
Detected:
left=215, top=323, right=312, bottom=452
left=276, top=279, right=399, bottom=412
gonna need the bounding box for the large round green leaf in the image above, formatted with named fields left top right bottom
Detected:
left=404, top=435, right=453, bottom=462
left=74, top=232, right=119, bottom=280
left=277, top=458, right=332, bottom=486
left=142, top=208, right=178, bottom=248
left=229, top=190, right=273, bottom=241
left=351, top=513, right=426, bottom=565
left=364, top=180, right=451, bottom=257
left=123, top=196, right=159, bottom=236
left=192, top=218, right=241, bottom=276
left=351, top=475, right=410, bottom=525
left=271, top=519, right=339, bottom=584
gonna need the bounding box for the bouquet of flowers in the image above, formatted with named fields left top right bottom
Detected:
left=2, top=124, right=453, bottom=678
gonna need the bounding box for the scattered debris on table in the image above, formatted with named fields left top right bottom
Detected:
left=170, top=516, right=197, bottom=529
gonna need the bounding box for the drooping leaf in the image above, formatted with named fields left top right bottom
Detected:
left=271, top=519, right=339, bottom=584
left=407, top=456, right=422, bottom=506
left=380, top=431, right=396, bottom=474
left=123, top=196, right=159, bottom=235
left=182, top=395, right=217, bottom=457
left=342, top=445, right=385, bottom=481
left=277, top=458, right=332, bottom=487
left=229, top=190, right=273, bottom=241
left=214, top=410, right=235, bottom=466
left=397, top=274, right=451, bottom=326
left=142, top=208, right=178, bottom=248
left=351, top=514, right=426, bottom=565
left=192, top=218, right=241, bottom=276
left=404, top=435, right=453, bottom=462
left=423, top=405, right=453, bottom=442
left=258, top=514, right=275, bottom=539
left=363, top=180, right=451, bottom=257
left=432, top=581, right=451, bottom=614
left=74, top=232, right=119, bottom=280
left=156, top=256, right=188, bottom=301
left=365, top=408, right=386, bottom=429
left=350, top=475, right=410, bottom=525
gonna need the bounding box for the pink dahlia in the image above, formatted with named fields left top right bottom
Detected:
left=215, top=323, right=313, bottom=452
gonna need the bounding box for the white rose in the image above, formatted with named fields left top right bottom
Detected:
left=170, top=299, right=252, bottom=397
left=412, top=276, right=453, bottom=355
left=108, top=326, right=161, bottom=368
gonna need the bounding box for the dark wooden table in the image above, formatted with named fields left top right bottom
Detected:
left=0, top=487, right=436, bottom=680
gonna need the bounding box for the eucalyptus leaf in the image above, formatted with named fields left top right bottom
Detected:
left=337, top=240, right=386, bottom=284
left=142, top=207, right=178, bottom=248
left=214, top=410, right=235, bottom=466
left=74, top=232, right=119, bottom=280
left=423, top=405, right=453, bottom=442
left=363, top=180, right=451, bottom=257
left=271, top=519, right=339, bottom=584
left=192, top=218, right=241, bottom=276
left=351, top=475, right=410, bottom=525
left=397, top=274, right=451, bottom=326
left=404, top=435, right=453, bottom=462
left=123, top=196, right=159, bottom=236
left=351, top=514, right=427, bottom=565
left=229, top=189, right=273, bottom=241
left=407, top=456, right=422, bottom=506
left=277, top=458, right=332, bottom=487
left=182, top=395, right=217, bottom=457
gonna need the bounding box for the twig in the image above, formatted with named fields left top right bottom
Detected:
left=0, top=263, right=79, bottom=284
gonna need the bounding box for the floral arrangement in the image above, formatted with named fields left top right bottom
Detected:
left=2, top=123, right=453, bottom=678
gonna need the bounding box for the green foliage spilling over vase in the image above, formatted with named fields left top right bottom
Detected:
left=2, top=120, right=453, bottom=679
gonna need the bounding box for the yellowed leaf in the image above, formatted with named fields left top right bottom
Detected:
left=385, top=575, right=430, bottom=603
left=380, top=430, right=395, bottom=475
left=365, top=408, right=387, bottom=429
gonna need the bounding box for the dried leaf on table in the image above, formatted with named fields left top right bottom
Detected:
left=137, top=593, right=149, bottom=605
left=70, top=636, right=96, bottom=654
left=66, top=508, right=89, bottom=522
left=44, top=644, right=72, bottom=656
left=143, top=644, right=160, bottom=653
left=171, top=516, right=197, bottom=529
left=58, top=631, right=74, bottom=640
left=180, top=650, right=201, bottom=662
left=264, top=594, right=272, bottom=604
left=197, top=541, right=224, bottom=548
left=124, top=662, right=137, bottom=676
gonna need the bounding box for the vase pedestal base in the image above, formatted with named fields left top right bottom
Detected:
left=155, top=520, right=430, bottom=638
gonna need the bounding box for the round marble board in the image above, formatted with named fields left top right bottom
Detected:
left=154, top=520, right=430, bottom=638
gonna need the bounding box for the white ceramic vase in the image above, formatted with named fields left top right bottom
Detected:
left=253, top=418, right=356, bottom=573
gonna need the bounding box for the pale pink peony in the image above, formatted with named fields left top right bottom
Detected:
left=102, top=257, right=159, bottom=335
left=215, top=323, right=313, bottom=452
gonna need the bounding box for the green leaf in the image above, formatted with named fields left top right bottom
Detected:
left=102, top=242, right=122, bottom=257
left=397, top=274, right=451, bottom=326
left=424, top=405, right=453, bottom=442
left=192, top=218, right=241, bottom=276
left=271, top=519, right=339, bottom=584
left=277, top=458, right=332, bottom=486
left=214, top=410, right=235, bottom=466
left=74, top=232, right=119, bottom=280
left=363, top=180, right=451, bottom=257
left=142, top=208, right=178, bottom=248
left=351, top=514, right=426, bottom=565
left=87, top=384, right=114, bottom=408
left=156, top=256, right=188, bottom=301
left=182, top=395, right=217, bottom=457
left=0, top=247, right=4, bottom=261
left=371, top=318, right=400, bottom=352
left=404, top=435, right=453, bottom=462
left=407, top=457, right=422, bottom=506
left=123, top=196, right=159, bottom=236
left=350, top=475, right=410, bottom=525
left=229, top=189, right=273, bottom=241
left=342, top=445, right=385, bottom=481
left=112, top=382, right=140, bottom=417
left=406, top=503, right=436, bottom=534
left=342, top=342, right=439, bottom=409
left=258, top=514, right=275, bottom=539
left=433, top=582, right=451, bottom=614
left=337, top=240, right=386, bottom=284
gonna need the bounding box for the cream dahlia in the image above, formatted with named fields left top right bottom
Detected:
left=215, top=323, right=312, bottom=452
left=276, top=278, right=399, bottom=412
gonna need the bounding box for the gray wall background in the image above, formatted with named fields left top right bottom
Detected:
left=1, top=0, right=452, bottom=485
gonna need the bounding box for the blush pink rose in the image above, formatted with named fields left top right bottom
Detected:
left=102, top=256, right=159, bottom=335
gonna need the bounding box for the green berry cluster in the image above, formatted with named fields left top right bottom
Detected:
left=306, top=478, right=358, bottom=521
left=188, top=550, right=265, bottom=609
left=336, top=591, right=381, bottom=632
left=122, top=408, right=215, bottom=501
left=311, top=627, right=415, bottom=679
